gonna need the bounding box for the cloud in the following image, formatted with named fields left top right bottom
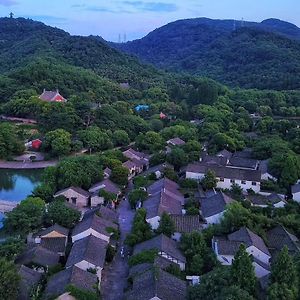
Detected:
left=122, top=1, right=177, bottom=12
left=0, top=0, right=17, bottom=6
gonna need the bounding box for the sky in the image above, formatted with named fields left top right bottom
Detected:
left=0, top=0, right=299, bottom=41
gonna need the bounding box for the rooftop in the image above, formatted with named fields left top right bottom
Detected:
left=89, top=179, right=120, bottom=194
left=134, top=234, right=186, bottom=263
left=66, top=235, right=107, bottom=268
left=170, top=215, right=202, bottom=233
left=167, top=137, right=186, bottom=146
left=54, top=186, right=90, bottom=198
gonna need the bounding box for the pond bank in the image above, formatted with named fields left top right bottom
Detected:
left=0, top=160, right=57, bottom=169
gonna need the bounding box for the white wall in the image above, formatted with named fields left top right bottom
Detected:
left=205, top=211, right=224, bottom=225
left=172, top=232, right=182, bottom=242
left=247, top=245, right=270, bottom=265
left=72, top=228, right=110, bottom=243
left=293, top=192, right=300, bottom=203
left=254, top=262, right=270, bottom=279
left=146, top=216, right=160, bottom=230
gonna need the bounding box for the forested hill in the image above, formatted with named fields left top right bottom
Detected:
left=0, top=17, right=165, bottom=90
left=113, top=17, right=300, bottom=90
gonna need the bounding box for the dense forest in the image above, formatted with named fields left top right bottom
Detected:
left=114, top=17, right=300, bottom=90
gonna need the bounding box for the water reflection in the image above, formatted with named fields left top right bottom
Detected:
left=0, top=169, right=43, bottom=202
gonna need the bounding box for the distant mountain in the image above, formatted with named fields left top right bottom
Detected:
left=113, top=17, right=300, bottom=90
left=0, top=17, right=164, bottom=89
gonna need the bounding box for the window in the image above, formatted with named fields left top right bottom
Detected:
left=219, top=177, right=224, bottom=182
left=230, top=179, right=235, bottom=184
left=241, top=180, right=246, bottom=185
left=71, top=197, right=77, bottom=204
left=252, top=182, right=257, bottom=186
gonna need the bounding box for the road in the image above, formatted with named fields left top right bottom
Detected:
left=101, top=181, right=135, bottom=300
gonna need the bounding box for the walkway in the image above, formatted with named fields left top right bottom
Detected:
left=101, top=181, right=135, bottom=300
left=0, top=160, right=57, bottom=169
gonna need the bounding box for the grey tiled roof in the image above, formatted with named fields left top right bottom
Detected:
left=83, top=206, right=119, bottom=223
left=133, top=234, right=186, bottom=263
left=216, top=149, right=233, bottom=159
left=201, top=192, right=234, bottom=218
left=44, top=266, right=97, bottom=298
left=40, top=237, right=67, bottom=254
left=126, top=267, right=186, bottom=300
left=267, top=225, right=300, bottom=255
left=228, top=227, right=270, bottom=256
left=228, top=157, right=258, bottom=170
left=54, top=186, right=90, bottom=198
left=89, top=179, right=120, bottom=194
left=34, top=224, right=69, bottom=238
left=167, top=137, right=186, bottom=146
left=213, top=236, right=242, bottom=255
left=17, top=246, right=60, bottom=267
left=66, top=235, right=107, bottom=268
left=187, top=162, right=262, bottom=182
left=72, top=213, right=117, bottom=237
left=18, top=265, right=42, bottom=300
left=170, top=215, right=202, bottom=233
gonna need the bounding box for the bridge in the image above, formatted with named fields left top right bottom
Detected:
left=0, top=200, right=19, bottom=213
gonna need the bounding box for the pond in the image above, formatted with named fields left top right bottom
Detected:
left=0, top=169, right=43, bottom=227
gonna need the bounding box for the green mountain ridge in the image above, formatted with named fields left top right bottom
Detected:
left=113, top=17, right=300, bottom=90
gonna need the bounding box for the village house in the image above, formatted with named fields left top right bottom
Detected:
left=170, top=215, right=203, bottom=241
left=123, top=148, right=150, bottom=171
left=54, top=186, right=90, bottom=208
left=44, top=266, right=98, bottom=299
left=71, top=213, right=118, bottom=243
left=186, top=162, right=262, bottom=193
left=16, top=246, right=60, bottom=271
left=133, top=234, right=186, bottom=271
left=267, top=225, right=300, bottom=257
left=167, top=137, right=186, bottom=147
left=103, top=167, right=112, bottom=179
left=212, top=227, right=271, bottom=278
left=33, top=224, right=69, bottom=256
left=125, top=266, right=187, bottom=300
left=83, top=205, right=119, bottom=224
left=144, top=178, right=185, bottom=229
left=122, top=159, right=144, bottom=179
left=18, top=265, right=42, bottom=300
left=200, top=192, right=234, bottom=225
left=292, top=183, right=300, bottom=203
left=39, top=89, right=67, bottom=102
left=66, top=235, right=107, bottom=283
left=89, top=178, right=121, bottom=207
left=245, top=193, right=286, bottom=208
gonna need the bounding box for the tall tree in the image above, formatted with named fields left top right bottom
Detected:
left=268, top=246, right=299, bottom=299
left=202, top=169, right=217, bottom=190
left=231, top=244, right=256, bottom=295
left=0, top=258, right=20, bottom=300
left=156, top=212, right=175, bottom=237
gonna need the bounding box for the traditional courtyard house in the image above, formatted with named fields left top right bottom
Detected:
left=123, top=148, right=150, bottom=170
left=170, top=215, right=203, bottom=241
left=212, top=227, right=271, bottom=278
left=144, top=178, right=185, bottom=229
left=44, top=266, right=98, bottom=299
left=186, top=162, right=262, bottom=193
left=33, top=224, right=69, bottom=256
left=18, top=265, right=42, bottom=300
left=200, top=192, right=234, bottom=225
left=54, top=186, right=90, bottom=208
left=292, top=183, right=300, bottom=203
left=39, top=89, right=67, bottom=102
left=71, top=213, right=118, bottom=243
left=122, top=159, right=144, bottom=179
left=125, top=267, right=186, bottom=300
left=66, top=235, right=107, bottom=282
left=89, top=178, right=121, bottom=207
left=267, top=225, right=300, bottom=257
left=133, top=234, right=186, bottom=270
